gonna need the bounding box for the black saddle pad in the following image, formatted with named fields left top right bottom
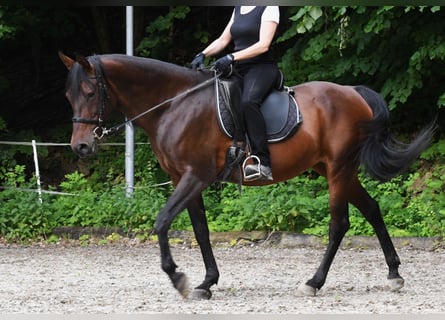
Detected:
left=216, top=80, right=302, bottom=143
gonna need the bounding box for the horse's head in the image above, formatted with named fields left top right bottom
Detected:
left=59, top=51, right=107, bottom=158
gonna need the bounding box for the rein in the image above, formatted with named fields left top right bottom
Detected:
left=74, top=61, right=219, bottom=140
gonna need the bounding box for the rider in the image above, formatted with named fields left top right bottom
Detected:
left=191, top=6, right=280, bottom=182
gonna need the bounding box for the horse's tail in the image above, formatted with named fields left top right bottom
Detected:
left=354, top=85, right=436, bottom=182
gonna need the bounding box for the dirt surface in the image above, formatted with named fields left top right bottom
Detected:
left=0, top=241, right=444, bottom=314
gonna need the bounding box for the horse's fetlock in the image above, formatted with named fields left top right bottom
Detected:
left=206, top=274, right=219, bottom=287
left=161, top=257, right=177, bottom=275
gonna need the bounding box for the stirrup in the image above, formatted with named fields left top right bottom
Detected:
left=242, top=155, right=261, bottom=181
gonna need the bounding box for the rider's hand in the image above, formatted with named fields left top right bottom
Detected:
left=213, top=54, right=234, bottom=77
left=191, top=52, right=205, bottom=70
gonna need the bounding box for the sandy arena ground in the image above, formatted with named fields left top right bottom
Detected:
left=0, top=240, right=444, bottom=314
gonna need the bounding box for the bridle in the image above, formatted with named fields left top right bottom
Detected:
left=71, top=57, right=219, bottom=141
left=71, top=57, right=109, bottom=140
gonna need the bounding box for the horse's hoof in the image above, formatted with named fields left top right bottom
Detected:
left=295, top=283, right=317, bottom=297
left=189, top=288, right=212, bottom=300
left=386, top=277, right=404, bottom=292
left=172, top=272, right=191, bottom=298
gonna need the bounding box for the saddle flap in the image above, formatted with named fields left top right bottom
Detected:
left=261, top=90, right=291, bottom=135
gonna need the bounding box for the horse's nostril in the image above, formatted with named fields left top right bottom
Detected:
left=73, top=142, right=93, bottom=157
left=78, top=143, right=89, bottom=153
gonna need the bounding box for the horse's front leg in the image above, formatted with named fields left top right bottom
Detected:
left=187, top=194, right=219, bottom=300
left=154, top=173, right=208, bottom=299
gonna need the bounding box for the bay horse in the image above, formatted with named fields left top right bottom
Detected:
left=59, top=52, right=435, bottom=299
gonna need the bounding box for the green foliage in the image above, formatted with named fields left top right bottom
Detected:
left=1, top=135, right=445, bottom=241
left=207, top=174, right=329, bottom=233
left=0, top=128, right=48, bottom=177
left=284, top=6, right=323, bottom=36
left=0, top=165, right=55, bottom=241
left=420, top=139, right=445, bottom=161
left=0, top=7, right=16, bottom=39
left=0, top=167, right=169, bottom=241
left=137, top=6, right=191, bottom=59
left=278, top=6, right=445, bottom=125
left=0, top=6, right=80, bottom=45
left=0, top=191, right=54, bottom=241
left=2, top=164, right=26, bottom=187
left=0, top=126, right=170, bottom=240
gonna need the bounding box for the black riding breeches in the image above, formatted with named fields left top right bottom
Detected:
left=236, top=62, right=279, bottom=167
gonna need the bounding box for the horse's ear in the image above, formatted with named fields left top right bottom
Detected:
left=58, top=51, right=75, bottom=70
left=75, top=53, right=92, bottom=72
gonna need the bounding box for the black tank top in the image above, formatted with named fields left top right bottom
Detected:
left=230, top=6, right=274, bottom=64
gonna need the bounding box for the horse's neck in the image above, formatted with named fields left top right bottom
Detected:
left=107, top=58, right=194, bottom=119
left=105, top=57, right=202, bottom=141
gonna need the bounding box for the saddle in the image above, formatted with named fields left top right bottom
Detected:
left=216, top=76, right=302, bottom=144
left=215, top=74, right=303, bottom=183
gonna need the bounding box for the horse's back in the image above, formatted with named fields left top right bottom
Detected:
left=292, top=81, right=373, bottom=137
left=293, top=81, right=372, bottom=116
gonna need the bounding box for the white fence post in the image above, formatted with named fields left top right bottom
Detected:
left=31, top=139, right=43, bottom=203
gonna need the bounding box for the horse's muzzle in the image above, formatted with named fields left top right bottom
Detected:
left=72, top=141, right=97, bottom=158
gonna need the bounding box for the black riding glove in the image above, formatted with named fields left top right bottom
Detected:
left=213, top=54, right=234, bottom=77
left=191, top=52, right=205, bottom=70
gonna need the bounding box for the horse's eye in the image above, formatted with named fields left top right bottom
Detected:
left=87, top=92, right=95, bottom=98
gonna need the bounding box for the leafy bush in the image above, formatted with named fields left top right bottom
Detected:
left=0, top=165, right=56, bottom=241
left=207, top=174, right=329, bottom=233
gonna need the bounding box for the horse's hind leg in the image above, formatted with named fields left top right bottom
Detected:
left=348, top=177, right=404, bottom=291
left=297, top=173, right=351, bottom=296
left=187, top=193, right=220, bottom=300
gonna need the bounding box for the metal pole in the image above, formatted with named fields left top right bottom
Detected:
left=125, top=6, right=135, bottom=197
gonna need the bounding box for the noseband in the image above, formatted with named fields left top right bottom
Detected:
left=72, top=58, right=109, bottom=140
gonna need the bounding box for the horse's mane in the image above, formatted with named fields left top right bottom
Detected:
left=97, top=54, right=202, bottom=80
left=114, top=54, right=174, bottom=68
